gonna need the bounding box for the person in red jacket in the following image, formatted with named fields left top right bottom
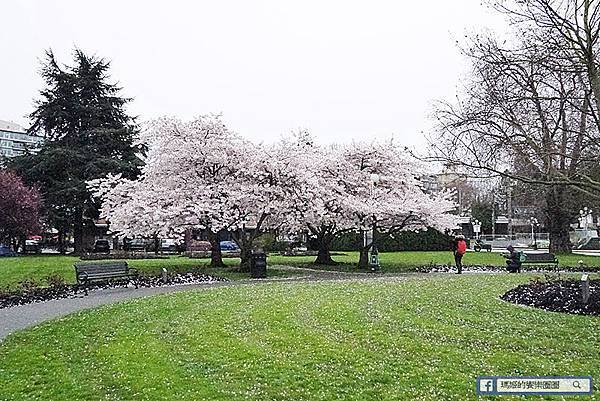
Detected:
left=453, top=235, right=467, bottom=274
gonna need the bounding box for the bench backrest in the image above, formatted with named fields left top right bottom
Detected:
left=75, top=261, right=129, bottom=277
left=523, top=253, right=557, bottom=262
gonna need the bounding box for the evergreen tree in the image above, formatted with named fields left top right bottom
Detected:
left=10, top=49, right=143, bottom=253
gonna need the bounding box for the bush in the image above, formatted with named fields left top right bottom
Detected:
left=265, top=241, right=291, bottom=253
left=254, top=233, right=278, bottom=251
left=45, top=274, right=67, bottom=287
left=329, top=228, right=452, bottom=252
left=18, top=279, right=40, bottom=293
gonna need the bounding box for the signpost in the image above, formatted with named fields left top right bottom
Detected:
left=472, top=219, right=481, bottom=239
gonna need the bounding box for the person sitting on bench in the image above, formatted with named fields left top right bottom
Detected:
left=505, top=245, right=522, bottom=273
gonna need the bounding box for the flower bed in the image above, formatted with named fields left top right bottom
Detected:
left=184, top=250, right=241, bottom=258
left=416, top=264, right=597, bottom=273
left=80, top=251, right=169, bottom=260
left=501, top=279, right=599, bottom=316
left=0, top=273, right=228, bottom=309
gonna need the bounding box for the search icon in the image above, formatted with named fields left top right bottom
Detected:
left=573, top=380, right=581, bottom=389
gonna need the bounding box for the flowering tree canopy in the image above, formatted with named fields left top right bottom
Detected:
left=0, top=169, right=43, bottom=251
left=91, top=115, right=456, bottom=269
left=276, top=138, right=457, bottom=265
left=91, top=115, right=307, bottom=268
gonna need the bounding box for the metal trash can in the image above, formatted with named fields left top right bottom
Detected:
left=250, top=250, right=267, bottom=278
left=369, top=245, right=380, bottom=272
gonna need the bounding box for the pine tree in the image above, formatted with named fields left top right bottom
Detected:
left=10, top=49, right=144, bottom=253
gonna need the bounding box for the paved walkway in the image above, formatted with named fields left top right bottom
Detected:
left=0, top=267, right=378, bottom=341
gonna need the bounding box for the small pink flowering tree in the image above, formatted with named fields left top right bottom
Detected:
left=0, top=169, right=43, bottom=251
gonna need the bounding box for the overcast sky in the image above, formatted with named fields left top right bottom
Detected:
left=1, top=1, right=507, bottom=148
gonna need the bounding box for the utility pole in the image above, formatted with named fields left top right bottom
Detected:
left=492, top=200, right=496, bottom=238
left=507, top=181, right=513, bottom=237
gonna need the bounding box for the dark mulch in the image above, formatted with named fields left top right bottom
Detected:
left=416, top=264, right=593, bottom=273
left=501, top=279, right=600, bottom=316
left=417, top=264, right=503, bottom=273
left=0, top=273, right=228, bottom=309
left=80, top=252, right=169, bottom=260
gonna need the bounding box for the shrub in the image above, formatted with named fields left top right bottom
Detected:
left=328, top=228, right=452, bottom=252
left=80, top=251, right=168, bottom=260
left=45, top=274, right=67, bottom=287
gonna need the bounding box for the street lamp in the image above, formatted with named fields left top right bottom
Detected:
left=369, top=173, right=381, bottom=272
left=580, top=207, right=593, bottom=241
left=472, top=219, right=481, bottom=240
left=529, top=217, right=539, bottom=249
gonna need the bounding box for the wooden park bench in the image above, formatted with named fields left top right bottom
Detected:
left=520, top=252, right=559, bottom=271
left=74, top=261, right=139, bottom=294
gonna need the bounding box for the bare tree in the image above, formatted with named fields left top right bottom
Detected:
left=429, top=12, right=600, bottom=252
left=495, top=0, right=600, bottom=123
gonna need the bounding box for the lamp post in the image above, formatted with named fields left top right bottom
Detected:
left=472, top=219, right=481, bottom=240
left=580, top=207, right=593, bottom=241
left=529, top=217, right=539, bottom=249
left=369, top=173, right=380, bottom=272
left=491, top=198, right=497, bottom=239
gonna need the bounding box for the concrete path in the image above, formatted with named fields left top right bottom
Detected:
left=0, top=267, right=379, bottom=342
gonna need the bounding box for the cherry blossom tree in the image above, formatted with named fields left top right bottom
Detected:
left=91, top=115, right=246, bottom=266
left=0, top=169, right=43, bottom=251
left=272, top=134, right=359, bottom=265
left=92, top=115, right=308, bottom=270
left=337, top=141, right=456, bottom=267
left=275, top=135, right=457, bottom=266
left=92, top=116, right=456, bottom=271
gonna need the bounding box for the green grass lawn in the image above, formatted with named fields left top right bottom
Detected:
left=272, top=251, right=600, bottom=272
left=0, top=255, right=292, bottom=291
left=1, top=251, right=600, bottom=290
left=0, top=274, right=598, bottom=400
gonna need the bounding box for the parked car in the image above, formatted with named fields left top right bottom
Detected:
left=124, top=238, right=150, bottom=252
left=473, top=238, right=492, bottom=252
left=23, top=239, right=42, bottom=254
left=525, top=239, right=550, bottom=249
left=0, top=244, right=17, bottom=257
left=577, top=237, right=600, bottom=250
left=220, top=240, right=239, bottom=251
left=159, top=238, right=179, bottom=253
left=188, top=240, right=212, bottom=252
left=93, top=239, right=111, bottom=253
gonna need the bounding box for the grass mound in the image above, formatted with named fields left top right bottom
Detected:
left=0, top=275, right=598, bottom=400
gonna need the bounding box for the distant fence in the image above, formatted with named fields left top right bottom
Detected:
left=476, top=233, right=549, bottom=249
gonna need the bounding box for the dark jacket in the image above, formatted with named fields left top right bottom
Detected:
left=506, top=246, right=519, bottom=263
left=505, top=245, right=521, bottom=271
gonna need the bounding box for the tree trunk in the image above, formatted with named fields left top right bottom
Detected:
left=153, top=234, right=160, bottom=255
left=545, top=185, right=572, bottom=253
left=73, top=225, right=84, bottom=255
left=358, top=246, right=369, bottom=269
left=314, top=235, right=337, bottom=265
left=358, top=223, right=377, bottom=269
left=239, top=246, right=252, bottom=272
left=18, top=235, right=26, bottom=254
left=232, top=229, right=253, bottom=272
left=208, top=230, right=225, bottom=268
left=58, top=230, right=66, bottom=254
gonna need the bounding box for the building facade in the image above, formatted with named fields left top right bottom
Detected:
left=0, top=120, right=43, bottom=158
